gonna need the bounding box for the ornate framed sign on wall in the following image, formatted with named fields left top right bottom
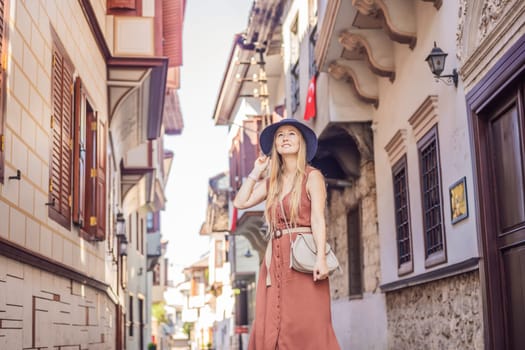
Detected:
left=449, top=176, right=468, bottom=224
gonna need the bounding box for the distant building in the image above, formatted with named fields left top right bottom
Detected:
left=211, top=0, right=525, bottom=349
left=0, top=1, right=184, bottom=349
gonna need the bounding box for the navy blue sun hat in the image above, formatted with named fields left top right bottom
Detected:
left=259, top=118, right=318, bottom=162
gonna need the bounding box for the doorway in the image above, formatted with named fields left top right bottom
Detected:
left=468, top=36, right=525, bottom=350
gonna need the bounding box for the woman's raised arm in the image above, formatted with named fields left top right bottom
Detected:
left=233, top=155, right=269, bottom=209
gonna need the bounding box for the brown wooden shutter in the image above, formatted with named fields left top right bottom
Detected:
left=0, top=0, right=8, bottom=184
left=84, top=107, right=95, bottom=236
left=95, top=117, right=107, bottom=240
left=61, top=57, right=73, bottom=218
left=72, top=77, right=86, bottom=225
left=162, top=0, right=183, bottom=67
left=84, top=111, right=106, bottom=240
left=108, top=0, right=136, bottom=10
left=49, top=46, right=73, bottom=227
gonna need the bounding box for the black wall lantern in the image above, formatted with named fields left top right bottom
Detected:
left=116, top=212, right=128, bottom=256
left=116, top=212, right=126, bottom=237
left=119, top=235, right=128, bottom=257
left=425, top=42, right=458, bottom=87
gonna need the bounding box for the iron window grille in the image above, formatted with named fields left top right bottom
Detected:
left=418, top=126, right=446, bottom=267
left=392, top=156, right=413, bottom=275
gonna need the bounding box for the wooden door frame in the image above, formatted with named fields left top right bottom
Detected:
left=466, top=34, right=525, bottom=350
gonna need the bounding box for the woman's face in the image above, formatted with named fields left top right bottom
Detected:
left=274, top=125, right=301, bottom=157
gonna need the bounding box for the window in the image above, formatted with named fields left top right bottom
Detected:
left=392, top=156, right=413, bottom=275
left=49, top=33, right=106, bottom=239
left=140, top=217, right=144, bottom=254
left=291, top=62, right=300, bottom=114
left=72, top=78, right=107, bottom=240
left=146, top=212, right=157, bottom=232
left=347, top=207, right=362, bottom=298
left=418, top=126, right=446, bottom=267
left=290, top=15, right=300, bottom=114
left=229, top=117, right=262, bottom=197
left=128, top=295, right=134, bottom=337
left=308, top=25, right=317, bottom=79
left=120, top=255, right=128, bottom=289
left=138, top=298, right=144, bottom=349
left=290, top=15, right=299, bottom=63
left=128, top=213, right=132, bottom=245
left=0, top=0, right=9, bottom=184
left=164, top=258, right=169, bottom=286
left=136, top=212, right=139, bottom=251
left=153, top=263, right=160, bottom=286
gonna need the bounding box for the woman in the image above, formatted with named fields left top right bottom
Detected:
left=233, top=118, right=341, bottom=350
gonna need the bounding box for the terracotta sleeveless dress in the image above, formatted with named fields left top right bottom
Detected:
left=248, top=166, right=341, bottom=350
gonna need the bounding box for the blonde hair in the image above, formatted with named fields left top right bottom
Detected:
left=265, top=128, right=307, bottom=229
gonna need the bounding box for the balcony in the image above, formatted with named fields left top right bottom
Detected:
left=147, top=231, right=162, bottom=271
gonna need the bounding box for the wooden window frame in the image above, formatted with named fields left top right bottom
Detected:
left=72, top=78, right=86, bottom=227
left=417, top=125, right=447, bottom=268
left=0, top=0, right=9, bottom=184
left=392, top=156, right=414, bottom=275
left=72, top=77, right=107, bottom=241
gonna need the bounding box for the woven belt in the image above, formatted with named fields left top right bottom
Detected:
left=265, top=226, right=312, bottom=286
left=272, top=226, right=312, bottom=238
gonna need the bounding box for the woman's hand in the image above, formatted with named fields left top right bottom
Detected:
left=313, top=256, right=329, bottom=281
left=250, top=155, right=269, bottom=180
left=233, top=155, right=269, bottom=209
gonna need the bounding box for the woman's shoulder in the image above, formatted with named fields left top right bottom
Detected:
left=306, top=165, right=322, bottom=176
left=305, top=166, right=325, bottom=185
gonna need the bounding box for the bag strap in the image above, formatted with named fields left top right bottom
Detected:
left=278, top=200, right=293, bottom=242
left=279, top=200, right=297, bottom=269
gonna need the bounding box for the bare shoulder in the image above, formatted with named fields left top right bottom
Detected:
left=306, top=168, right=326, bottom=198
left=307, top=167, right=325, bottom=184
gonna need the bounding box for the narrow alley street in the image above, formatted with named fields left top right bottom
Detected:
left=0, top=1, right=524, bottom=350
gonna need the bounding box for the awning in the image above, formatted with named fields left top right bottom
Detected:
left=107, top=57, right=168, bottom=163
left=163, top=88, right=184, bottom=135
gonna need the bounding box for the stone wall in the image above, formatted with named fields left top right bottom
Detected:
left=0, top=256, right=115, bottom=349
left=327, top=160, right=380, bottom=298
left=386, top=270, right=483, bottom=350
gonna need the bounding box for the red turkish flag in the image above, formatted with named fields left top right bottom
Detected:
left=230, top=206, right=238, bottom=232
left=303, top=75, right=317, bottom=120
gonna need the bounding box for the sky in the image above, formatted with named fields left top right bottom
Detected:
left=162, top=1, right=253, bottom=275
